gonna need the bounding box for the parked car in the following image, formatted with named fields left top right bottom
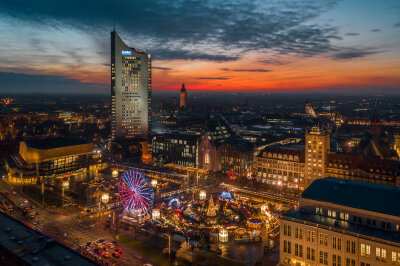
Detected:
left=115, top=248, right=122, bottom=254
left=112, top=252, right=120, bottom=258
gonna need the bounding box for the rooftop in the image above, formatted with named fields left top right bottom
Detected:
left=223, top=136, right=254, bottom=153
left=25, top=137, right=91, bottom=150
left=258, top=144, right=305, bottom=159
left=302, top=177, right=400, bottom=217
left=284, top=210, right=400, bottom=245
left=154, top=132, right=200, bottom=141
left=0, top=212, right=97, bottom=265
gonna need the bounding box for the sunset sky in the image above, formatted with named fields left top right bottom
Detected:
left=0, top=0, right=400, bottom=94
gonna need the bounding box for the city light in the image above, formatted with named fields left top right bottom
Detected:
left=112, top=170, right=119, bottom=177
left=0, top=3, right=399, bottom=266
left=199, top=190, right=206, bottom=200
left=152, top=209, right=160, bottom=220
left=219, top=228, right=228, bottom=242
left=101, top=193, right=109, bottom=204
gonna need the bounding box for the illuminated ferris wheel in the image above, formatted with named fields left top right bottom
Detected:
left=118, top=170, right=154, bottom=216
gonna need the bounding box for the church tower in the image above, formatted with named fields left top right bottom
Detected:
left=370, top=100, right=381, bottom=138
left=179, top=84, right=187, bottom=109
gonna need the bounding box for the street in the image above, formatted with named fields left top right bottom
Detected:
left=0, top=180, right=154, bottom=266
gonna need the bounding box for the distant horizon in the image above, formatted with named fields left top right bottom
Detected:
left=1, top=89, right=400, bottom=97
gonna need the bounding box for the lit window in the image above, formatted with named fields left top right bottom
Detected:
left=376, top=247, right=386, bottom=262
left=361, top=243, right=371, bottom=257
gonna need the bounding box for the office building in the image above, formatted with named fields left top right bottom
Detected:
left=152, top=133, right=199, bottom=167
left=305, top=127, right=330, bottom=186
left=280, top=177, right=400, bottom=266
left=217, top=137, right=254, bottom=174
left=111, top=30, right=151, bottom=141
left=253, top=144, right=306, bottom=190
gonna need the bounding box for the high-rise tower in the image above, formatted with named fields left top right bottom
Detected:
left=111, top=31, right=151, bottom=141
left=305, top=126, right=330, bottom=187
left=179, top=84, right=187, bottom=109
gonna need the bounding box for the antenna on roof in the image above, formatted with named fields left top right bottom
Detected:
left=113, top=18, right=116, bottom=32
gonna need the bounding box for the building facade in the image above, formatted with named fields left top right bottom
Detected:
left=280, top=177, right=400, bottom=266
left=326, top=153, right=399, bottom=186
left=152, top=133, right=199, bottom=167
left=198, top=132, right=218, bottom=171
left=254, top=128, right=399, bottom=191
left=253, top=144, right=305, bottom=190
left=5, top=138, right=106, bottom=184
left=216, top=137, right=254, bottom=174
left=111, top=30, right=151, bottom=141
left=305, top=128, right=330, bottom=186
left=395, top=133, right=400, bottom=158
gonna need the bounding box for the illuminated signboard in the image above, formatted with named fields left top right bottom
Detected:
left=122, top=50, right=132, bottom=55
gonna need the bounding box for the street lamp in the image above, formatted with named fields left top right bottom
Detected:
left=112, top=170, right=118, bottom=178
left=219, top=228, right=228, bottom=242
left=151, top=179, right=158, bottom=187
left=99, top=192, right=109, bottom=224
left=152, top=209, right=160, bottom=220
left=101, top=193, right=109, bottom=204
left=199, top=190, right=206, bottom=201
left=62, top=181, right=69, bottom=206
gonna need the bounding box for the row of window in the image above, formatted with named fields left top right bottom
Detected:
left=283, top=239, right=400, bottom=265
left=316, top=207, right=399, bottom=231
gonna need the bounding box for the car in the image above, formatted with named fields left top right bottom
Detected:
left=115, top=248, right=122, bottom=254
left=112, top=252, right=120, bottom=258
left=107, top=243, right=115, bottom=249
left=86, top=242, right=92, bottom=247
left=30, top=214, right=35, bottom=219
left=10, top=187, right=14, bottom=190
left=102, top=252, right=110, bottom=258
left=35, top=211, right=40, bottom=215
left=12, top=191, right=16, bottom=195
left=33, top=221, right=39, bottom=225
left=24, top=200, right=28, bottom=204
left=5, top=191, right=10, bottom=194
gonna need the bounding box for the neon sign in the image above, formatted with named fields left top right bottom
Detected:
left=122, top=50, right=132, bottom=55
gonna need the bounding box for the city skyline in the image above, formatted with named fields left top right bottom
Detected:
left=0, top=0, right=399, bottom=94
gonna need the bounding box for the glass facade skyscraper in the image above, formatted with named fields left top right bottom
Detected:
left=111, top=30, right=151, bottom=141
